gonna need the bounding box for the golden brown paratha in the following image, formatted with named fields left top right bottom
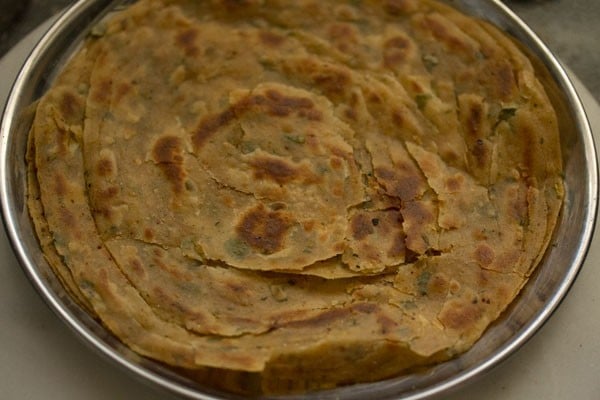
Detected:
left=27, top=0, right=564, bottom=394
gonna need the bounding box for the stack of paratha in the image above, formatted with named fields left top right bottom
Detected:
left=27, top=0, right=564, bottom=394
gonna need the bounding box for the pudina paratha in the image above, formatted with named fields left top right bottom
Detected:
left=27, top=0, right=564, bottom=394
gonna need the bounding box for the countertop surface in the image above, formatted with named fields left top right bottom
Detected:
left=1, top=1, right=599, bottom=400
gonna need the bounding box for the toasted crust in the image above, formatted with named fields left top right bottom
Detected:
left=27, top=0, right=563, bottom=394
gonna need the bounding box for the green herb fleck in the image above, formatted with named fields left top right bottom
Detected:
left=417, top=270, right=432, bottom=296
left=317, top=164, right=330, bottom=174
left=422, top=54, right=439, bottom=71
left=184, top=180, right=196, bottom=192
left=239, top=141, right=257, bottom=154
left=284, top=134, right=306, bottom=144
left=498, top=107, right=518, bottom=121
left=401, top=300, right=417, bottom=310
left=415, top=94, right=432, bottom=110
left=224, top=238, right=250, bottom=259
left=258, top=58, right=275, bottom=69
left=79, top=279, right=95, bottom=291
left=89, top=22, right=107, bottom=38
left=270, top=285, right=288, bottom=302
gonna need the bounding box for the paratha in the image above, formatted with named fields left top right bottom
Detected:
left=27, top=0, right=564, bottom=395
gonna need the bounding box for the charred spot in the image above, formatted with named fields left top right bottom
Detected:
left=175, top=28, right=200, bottom=57
left=96, top=158, right=115, bottom=177
left=404, top=248, right=419, bottom=263
left=383, top=0, right=418, bottom=15
left=59, top=92, right=79, bottom=119
left=236, top=205, right=292, bottom=255
left=144, top=228, right=155, bottom=241
left=421, top=14, right=472, bottom=56
left=402, top=201, right=435, bottom=254
left=283, top=303, right=378, bottom=329
left=392, top=109, right=406, bottom=128
left=297, top=108, right=323, bottom=121
left=349, top=92, right=359, bottom=107
left=328, top=23, right=357, bottom=40
left=375, top=166, right=421, bottom=200
left=474, top=244, right=495, bottom=267
left=344, top=106, right=357, bottom=121
left=510, top=191, right=528, bottom=226
left=466, top=102, right=484, bottom=139
left=313, top=69, right=351, bottom=98
left=100, top=186, right=119, bottom=199
left=129, top=258, right=145, bottom=276
left=152, top=247, right=165, bottom=258
left=302, top=220, right=315, bottom=232
left=353, top=302, right=378, bottom=314
left=328, top=23, right=359, bottom=53
left=115, top=82, right=132, bottom=103
left=226, top=281, right=249, bottom=295
left=439, top=300, right=482, bottom=330
left=152, top=136, right=186, bottom=193
left=91, top=79, right=112, bottom=104
left=489, top=61, right=516, bottom=100
left=219, top=0, right=260, bottom=10
left=330, top=157, right=343, bottom=170
left=445, top=175, right=464, bottom=192
left=331, top=184, right=344, bottom=197
left=152, top=136, right=183, bottom=164
left=268, top=202, right=287, bottom=211
left=425, top=248, right=441, bottom=257
left=471, top=139, right=488, bottom=167
left=153, top=286, right=189, bottom=314
left=278, top=307, right=351, bottom=329
left=351, top=213, right=375, bottom=240
left=427, top=273, right=450, bottom=298
left=250, top=157, right=297, bottom=185
left=264, top=89, right=314, bottom=116
left=518, top=124, right=536, bottom=174
left=93, top=206, right=112, bottom=219
left=161, top=163, right=187, bottom=194
left=377, top=313, right=398, bottom=335
left=368, top=92, right=383, bottom=104
left=387, top=232, right=407, bottom=258
left=54, top=173, right=68, bottom=197
left=192, top=108, right=236, bottom=150
left=383, top=36, right=413, bottom=68
left=59, top=206, right=76, bottom=227
left=259, top=31, right=286, bottom=47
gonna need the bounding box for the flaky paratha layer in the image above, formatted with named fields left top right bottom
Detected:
left=27, top=0, right=564, bottom=394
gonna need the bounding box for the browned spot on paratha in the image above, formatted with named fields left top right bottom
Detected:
left=175, top=28, right=200, bottom=57
left=59, top=91, right=79, bottom=119
left=237, top=205, right=293, bottom=255
left=351, top=213, right=374, bottom=241
left=439, top=299, right=482, bottom=331
left=383, top=35, right=414, bottom=68
left=384, top=0, right=418, bottom=15
left=152, top=136, right=186, bottom=194
left=474, top=244, right=494, bottom=267
left=96, top=157, right=115, bottom=177
left=259, top=31, right=286, bottom=47
left=192, top=109, right=236, bottom=150
left=250, top=157, right=298, bottom=185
